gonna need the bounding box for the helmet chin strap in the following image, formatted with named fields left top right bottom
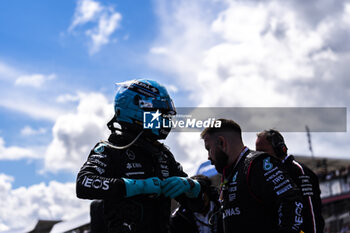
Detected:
left=107, top=114, right=121, bottom=133
left=104, top=114, right=145, bottom=149
left=102, top=130, right=144, bottom=150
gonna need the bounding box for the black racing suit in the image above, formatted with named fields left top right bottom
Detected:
left=76, top=133, right=188, bottom=233
left=282, top=155, right=325, bottom=233
left=220, top=148, right=304, bottom=233
left=90, top=200, right=108, bottom=233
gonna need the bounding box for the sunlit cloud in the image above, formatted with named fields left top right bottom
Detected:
left=0, top=137, right=40, bottom=160
left=0, top=62, right=19, bottom=81
left=69, top=0, right=102, bottom=30
left=21, top=126, right=47, bottom=136
left=149, top=0, right=350, bottom=175
left=43, top=92, right=113, bottom=173
left=0, top=97, right=65, bottom=122
left=56, top=93, right=81, bottom=103
left=0, top=175, right=90, bottom=232
left=69, top=0, right=122, bottom=54
left=15, top=73, right=56, bottom=88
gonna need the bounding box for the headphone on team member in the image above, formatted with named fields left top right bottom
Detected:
left=265, top=129, right=288, bottom=158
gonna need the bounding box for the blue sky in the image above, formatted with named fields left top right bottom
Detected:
left=0, top=0, right=163, bottom=189
left=1, top=0, right=350, bottom=231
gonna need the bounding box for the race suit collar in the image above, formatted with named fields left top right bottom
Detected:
left=222, top=147, right=249, bottom=182
left=282, top=154, right=294, bottom=164
left=219, top=147, right=249, bottom=203
left=108, top=132, right=162, bottom=148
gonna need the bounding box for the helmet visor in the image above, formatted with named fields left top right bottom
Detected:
left=139, top=98, right=176, bottom=115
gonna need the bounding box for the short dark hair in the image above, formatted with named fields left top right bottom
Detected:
left=191, top=174, right=212, bottom=187
left=257, top=129, right=288, bottom=157
left=257, top=129, right=285, bottom=144
left=191, top=175, right=219, bottom=201
left=200, top=118, right=242, bottom=139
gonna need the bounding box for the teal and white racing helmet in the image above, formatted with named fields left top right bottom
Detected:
left=112, top=79, right=176, bottom=140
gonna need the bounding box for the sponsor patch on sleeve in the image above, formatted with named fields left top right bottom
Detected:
left=94, top=143, right=106, bottom=154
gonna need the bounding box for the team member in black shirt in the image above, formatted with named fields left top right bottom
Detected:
left=201, top=119, right=303, bottom=233
left=256, top=129, right=325, bottom=233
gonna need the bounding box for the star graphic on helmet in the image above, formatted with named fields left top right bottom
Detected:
left=151, top=110, right=162, bottom=122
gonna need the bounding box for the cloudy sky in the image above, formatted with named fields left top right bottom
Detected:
left=1, top=0, right=350, bottom=231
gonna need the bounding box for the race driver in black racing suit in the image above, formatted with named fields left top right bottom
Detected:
left=76, top=79, right=202, bottom=233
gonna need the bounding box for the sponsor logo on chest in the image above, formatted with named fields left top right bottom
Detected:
left=126, top=163, right=142, bottom=169
left=224, top=171, right=239, bottom=202
left=223, top=207, right=241, bottom=218
left=158, top=152, right=169, bottom=178
left=126, top=149, right=136, bottom=160
left=264, top=166, right=292, bottom=196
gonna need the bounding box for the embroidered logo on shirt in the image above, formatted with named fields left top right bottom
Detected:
left=232, top=171, right=238, bottom=182
left=263, top=157, right=273, bottom=171
left=94, top=143, right=106, bottom=153
left=126, top=149, right=136, bottom=160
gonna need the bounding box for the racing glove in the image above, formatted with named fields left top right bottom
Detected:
left=122, top=177, right=161, bottom=198
left=161, top=177, right=201, bottom=199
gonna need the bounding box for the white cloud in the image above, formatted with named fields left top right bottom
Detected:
left=0, top=91, right=112, bottom=168
left=166, top=132, right=207, bottom=176
left=21, top=126, right=47, bottom=136
left=69, top=0, right=122, bottom=54
left=150, top=47, right=169, bottom=55
left=0, top=61, right=66, bottom=122
left=15, top=73, right=56, bottom=88
left=43, top=92, right=113, bottom=173
left=0, top=92, right=113, bottom=231
left=56, top=93, right=81, bottom=103
left=344, top=3, right=350, bottom=24
left=69, top=0, right=103, bottom=30
left=151, top=0, right=337, bottom=107
left=0, top=62, right=19, bottom=81
left=165, top=84, right=178, bottom=93
left=0, top=175, right=90, bottom=232
left=86, top=11, right=122, bottom=54
left=0, top=137, right=40, bottom=160
left=0, top=174, right=14, bottom=194
left=149, top=0, right=350, bottom=174
left=0, top=97, right=65, bottom=122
